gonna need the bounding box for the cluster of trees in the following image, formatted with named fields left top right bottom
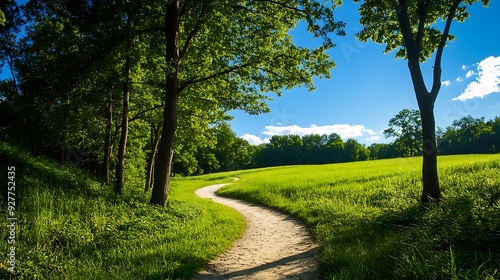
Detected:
left=254, top=134, right=369, bottom=167
left=187, top=110, right=500, bottom=171
left=438, top=116, right=500, bottom=155
left=172, top=122, right=258, bottom=176
left=1, top=0, right=491, bottom=205
left=0, top=0, right=346, bottom=205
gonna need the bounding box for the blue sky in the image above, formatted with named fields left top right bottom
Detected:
left=232, top=1, right=500, bottom=145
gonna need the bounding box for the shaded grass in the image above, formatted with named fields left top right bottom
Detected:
left=0, top=142, right=245, bottom=279
left=219, top=155, right=500, bottom=279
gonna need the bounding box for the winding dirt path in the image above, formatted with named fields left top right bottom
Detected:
left=193, top=180, right=320, bottom=280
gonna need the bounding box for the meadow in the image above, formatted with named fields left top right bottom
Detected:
left=1, top=140, right=499, bottom=279
left=0, top=142, right=245, bottom=279
left=219, top=155, right=500, bottom=279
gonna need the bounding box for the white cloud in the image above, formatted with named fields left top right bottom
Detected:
left=462, top=65, right=468, bottom=70
left=364, top=128, right=377, bottom=135
left=456, top=76, right=463, bottom=82
left=242, top=124, right=381, bottom=145
left=262, top=124, right=372, bottom=139
left=241, top=134, right=268, bottom=145
left=366, top=135, right=380, bottom=142
left=441, top=80, right=451, bottom=87
left=465, top=70, right=476, bottom=78
left=454, top=56, right=500, bottom=101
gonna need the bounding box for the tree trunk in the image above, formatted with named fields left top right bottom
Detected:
left=409, top=59, right=441, bottom=203
left=103, top=93, right=113, bottom=184
left=144, top=122, right=161, bottom=192
left=150, top=1, right=180, bottom=206
left=57, top=136, right=65, bottom=165
left=419, top=100, right=441, bottom=203
left=115, top=40, right=132, bottom=194
left=150, top=86, right=178, bottom=206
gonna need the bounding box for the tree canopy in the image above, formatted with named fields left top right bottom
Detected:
left=0, top=0, right=347, bottom=206
left=384, top=109, right=422, bottom=157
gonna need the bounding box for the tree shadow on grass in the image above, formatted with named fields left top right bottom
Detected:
left=321, top=196, right=500, bottom=279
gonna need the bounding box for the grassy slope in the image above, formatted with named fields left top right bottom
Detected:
left=0, top=142, right=245, bottom=279
left=219, top=155, right=500, bottom=279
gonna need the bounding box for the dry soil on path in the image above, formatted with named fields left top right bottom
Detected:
left=193, top=181, right=320, bottom=280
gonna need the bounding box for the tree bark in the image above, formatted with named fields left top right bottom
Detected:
left=115, top=35, right=132, bottom=194
left=150, top=83, right=178, bottom=206
left=103, top=93, right=114, bottom=184
left=144, top=122, right=161, bottom=192
left=409, top=60, right=441, bottom=203
left=420, top=102, right=440, bottom=203
left=150, top=1, right=180, bottom=206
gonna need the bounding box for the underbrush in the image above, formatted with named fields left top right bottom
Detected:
left=0, top=142, right=244, bottom=279
left=219, top=155, right=500, bottom=279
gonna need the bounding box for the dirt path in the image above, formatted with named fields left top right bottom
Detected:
left=193, top=180, right=320, bottom=280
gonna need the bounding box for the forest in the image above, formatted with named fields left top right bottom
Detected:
left=0, top=0, right=346, bottom=204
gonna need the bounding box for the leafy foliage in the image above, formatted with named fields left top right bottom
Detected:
left=354, top=0, right=489, bottom=61
left=383, top=109, right=422, bottom=157
left=438, top=115, right=500, bottom=155
left=254, top=133, right=370, bottom=167
left=0, top=0, right=346, bottom=201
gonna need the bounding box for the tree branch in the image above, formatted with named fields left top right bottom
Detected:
left=430, top=0, right=460, bottom=103
left=389, top=0, right=418, bottom=60
left=7, top=54, right=20, bottom=96
left=415, top=0, right=431, bottom=54
left=129, top=104, right=164, bottom=122
left=177, top=62, right=253, bottom=93
left=388, top=0, right=430, bottom=100
left=179, top=4, right=207, bottom=63
left=254, top=0, right=309, bottom=17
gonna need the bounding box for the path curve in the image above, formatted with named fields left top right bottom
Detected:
left=193, top=179, right=320, bottom=280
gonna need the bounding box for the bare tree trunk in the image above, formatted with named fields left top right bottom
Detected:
left=115, top=31, right=132, bottom=194
left=145, top=122, right=161, bottom=192
left=103, top=93, right=113, bottom=184
left=419, top=100, right=440, bottom=203
left=150, top=1, right=180, bottom=206
left=150, top=86, right=178, bottom=206
left=409, top=59, right=441, bottom=203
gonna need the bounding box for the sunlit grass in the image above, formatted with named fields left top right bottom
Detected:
left=219, top=154, right=500, bottom=279
left=0, top=142, right=244, bottom=279
left=2, top=140, right=498, bottom=279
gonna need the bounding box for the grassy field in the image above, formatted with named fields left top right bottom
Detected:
left=219, top=155, right=500, bottom=279
left=0, top=142, right=245, bottom=279
left=2, top=141, right=499, bottom=279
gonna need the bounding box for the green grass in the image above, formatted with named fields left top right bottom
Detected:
left=218, top=155, right=500, bottom=279
left=0, top=142, right=245, bottom=279
left=2, top=141, right=499, bottom=279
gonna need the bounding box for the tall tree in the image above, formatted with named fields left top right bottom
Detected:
left=150, top=0, right=345, bottom=206
left=384, top=109, right=422, bottom=157
left=355, top=0, right=489, bottom=203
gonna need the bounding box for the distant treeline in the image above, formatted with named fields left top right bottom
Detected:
left=437, top=116, right=500, bottom=155
left=1, top=107, right=498, bottom=177
left=183, top=115, right=500, bottom=174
